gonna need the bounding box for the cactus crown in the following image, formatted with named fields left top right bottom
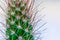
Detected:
left=6, top=0, right=34, bottom=40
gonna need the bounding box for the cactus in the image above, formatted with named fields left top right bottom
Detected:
left=0, top=0, right=46, bottom=40
left=6, top=0, right=34, bottom=40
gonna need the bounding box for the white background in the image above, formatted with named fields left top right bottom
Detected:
left=44, top=0, right=60, bottom=40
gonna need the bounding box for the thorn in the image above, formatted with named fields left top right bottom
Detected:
left=33, top=1, right=44, bottom=11
left=0, top=4, right=6, bottom=13
left=32, top=14, right=46, bottom=28
left=32, top=22, right=47, bottom=34
left=0, top=22, right=7, bottom=28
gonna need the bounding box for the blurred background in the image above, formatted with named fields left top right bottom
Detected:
left=44, top=0, right=60, bottom=40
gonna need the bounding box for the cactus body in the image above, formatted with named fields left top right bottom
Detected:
left=6, top=0, right=34, bottom=40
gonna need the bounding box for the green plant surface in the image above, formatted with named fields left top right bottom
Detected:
left=6, top=0, right=34, bottom=40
